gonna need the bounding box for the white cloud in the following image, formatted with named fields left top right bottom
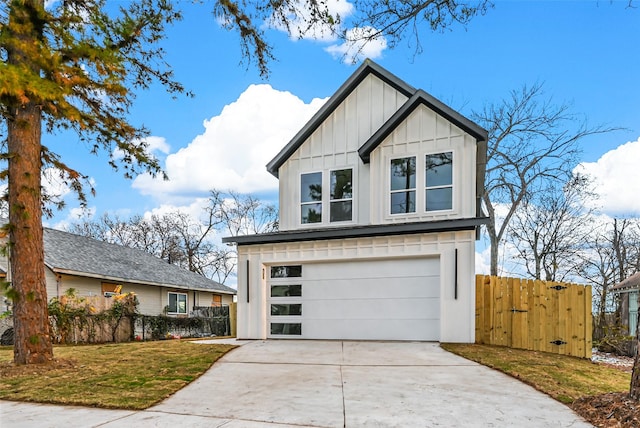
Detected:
left=143, top=136, right=171, bottom=155
left=113, top=136, right=170, bottom=161
left=133, top=84, right=327, bottom=202
left=325, top=26, right=388, bottom=63
left=42, top=167, right=73, bottom=200
left=577, top=137, right=640, bottom=216
left=268, top=0, right=354, bottom=42
left=475, top=246, right=491, bottom=275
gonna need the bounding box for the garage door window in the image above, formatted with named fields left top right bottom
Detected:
left=269, top=265, right=303, bottom=337
left=271, top=284, right=302, bottom=297
left=271, top=265, right=302, bottom=278
left=271, top=323, right=302, bottom=335
left=271, top=304, right=302, bottom=316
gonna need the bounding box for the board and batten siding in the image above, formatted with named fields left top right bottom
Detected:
left=235, top=230, right=476, bottom=342
left=278, top=74, right=409, bottom=231
left=370, top=105, right=479, bottom=223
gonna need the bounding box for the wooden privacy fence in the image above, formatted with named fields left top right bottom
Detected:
left=475, top=275, right=592, bottom=358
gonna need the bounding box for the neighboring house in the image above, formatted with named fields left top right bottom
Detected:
left=223, top=59, right=488, bottom=342
left=1, top=227, right=236, bottom=316
left=611, top=272, right=640, bottom=336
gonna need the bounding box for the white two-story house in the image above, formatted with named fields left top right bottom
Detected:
left=223, top=59, right=488, bottom=342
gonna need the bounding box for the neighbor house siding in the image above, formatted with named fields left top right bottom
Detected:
left=123, top=283, right=163, bottom=315
left=53, top=273, right=103, bottom=299
left=370, top=105, right=479, bottom=223
left=235, top=229, right=476, bottom=343
left=278, top=74, right=409, bottom=231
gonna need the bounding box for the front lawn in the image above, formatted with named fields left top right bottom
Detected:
left=441, top=343, right=630, bottom=403
left=0, top=340, right=235, bottom=410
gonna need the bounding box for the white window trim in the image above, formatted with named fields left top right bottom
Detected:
left=299, top=166, right=356, bottom=227
left=389, top=155, right=418, bottom=216
left=167, top=291, right=188, bottom=315
left=387, top=150, right=456, bottom=217
left=425, top=150, right=455, bottom=213
left=300, top=170, right=323, bottom=226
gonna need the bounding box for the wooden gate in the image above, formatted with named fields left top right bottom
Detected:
left=475, top=275, right=592, bottom=358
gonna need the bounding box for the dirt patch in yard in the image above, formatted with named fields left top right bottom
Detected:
left=573, top=351, right=639, bottom=427
left=572, top=392, right=640, bottom=427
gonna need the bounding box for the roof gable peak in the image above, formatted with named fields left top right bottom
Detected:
left=266, top=59, right=415, bottom=178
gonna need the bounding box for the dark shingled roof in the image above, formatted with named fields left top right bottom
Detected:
left=43, top=228, right=236, bottom=295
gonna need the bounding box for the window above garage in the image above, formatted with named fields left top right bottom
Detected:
left=300, top=168, right=353, bottom=226
left=390, top=151, right=454, bottom=217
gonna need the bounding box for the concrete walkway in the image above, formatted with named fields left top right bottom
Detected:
left=1, top=340, right=592, bottom=427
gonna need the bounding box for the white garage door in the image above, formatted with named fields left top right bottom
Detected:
left=268, top=258, right=440, bottom=341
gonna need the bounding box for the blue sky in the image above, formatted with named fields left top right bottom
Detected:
left=45, top=1, right=640, bottom=231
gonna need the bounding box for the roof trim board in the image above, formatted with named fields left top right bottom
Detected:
left=49, top=268, right=237, bottom=294
left=358, top=89, right=488, bottom=163
left=266, top=59, right=416, bottom=178
left=223, top=217, right=489, bottom=246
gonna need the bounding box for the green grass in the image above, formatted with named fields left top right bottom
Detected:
left=441, top=343, right=630, bottom=404
left=0, top=340, right=235, bottom=410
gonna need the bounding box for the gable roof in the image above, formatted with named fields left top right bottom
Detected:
left=266, top=59, right=488, bottom=183
left=43, top=228, right=236, bottom=295
left=611, top=272, right=640, bottom=292
left=358, top=89, right=488, bottom=162
left=266, top=59, right=416, bottom=178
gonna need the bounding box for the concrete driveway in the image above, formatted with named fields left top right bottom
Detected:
left=1, top=340, right=592, bottom=427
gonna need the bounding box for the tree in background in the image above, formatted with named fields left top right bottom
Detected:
left=68, top=189, right=278, bottom=284
left=576, top=218, right=640, bottom=346
left=472, top=82, right=614, bottom=276
left=505, top=172, right=597, bottom=282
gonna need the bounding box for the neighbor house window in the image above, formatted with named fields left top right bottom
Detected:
left=390, top=157, right=416, bottom=214
left=168, top=292, right=187, bottom=314
left=301, top=172, right=322, bottom=224
left=425, top=152, right=453, bottom=211
left=330, top=168, right=353, bottom=222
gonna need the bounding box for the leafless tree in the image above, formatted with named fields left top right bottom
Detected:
left=575, top=218, right=640, bottom=346
left=472, top=82, right=616, bottom=276
left=506, top=173, right=597, bottom=282
left=67, top=189, right=278, bottom=284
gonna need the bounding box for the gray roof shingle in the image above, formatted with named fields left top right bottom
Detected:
left=43, top=228, right=236, bottom=295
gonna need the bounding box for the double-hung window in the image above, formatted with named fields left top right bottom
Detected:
left=301, top=172, right=322, bottom=224
left=390, top=157, right=416, bottom=214
left=425, top=152, right=453, bottom=211
left=168, top=292, right=187, bottom=315
left=330, top=169, right=353, bottom=222
left=301, top=168, right=353, bottom=224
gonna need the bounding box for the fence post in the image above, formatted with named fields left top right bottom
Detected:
left=230, top=302, right=237, bottom=338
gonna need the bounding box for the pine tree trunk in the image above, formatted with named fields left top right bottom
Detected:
left=7, top=0, right=53, bottom=365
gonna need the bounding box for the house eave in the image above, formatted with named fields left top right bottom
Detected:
left=49, top=268, right=237, bottom=295
left=223, top=217, right=489, bottom=246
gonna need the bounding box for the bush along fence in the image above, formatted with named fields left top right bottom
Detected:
left=135, top=305, right=232, bottom=340
left=48, top=289, right=137, bottom=344
left=1, top=289, right=235, bottom=345
left=475, top=275, right=592, bottom=358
